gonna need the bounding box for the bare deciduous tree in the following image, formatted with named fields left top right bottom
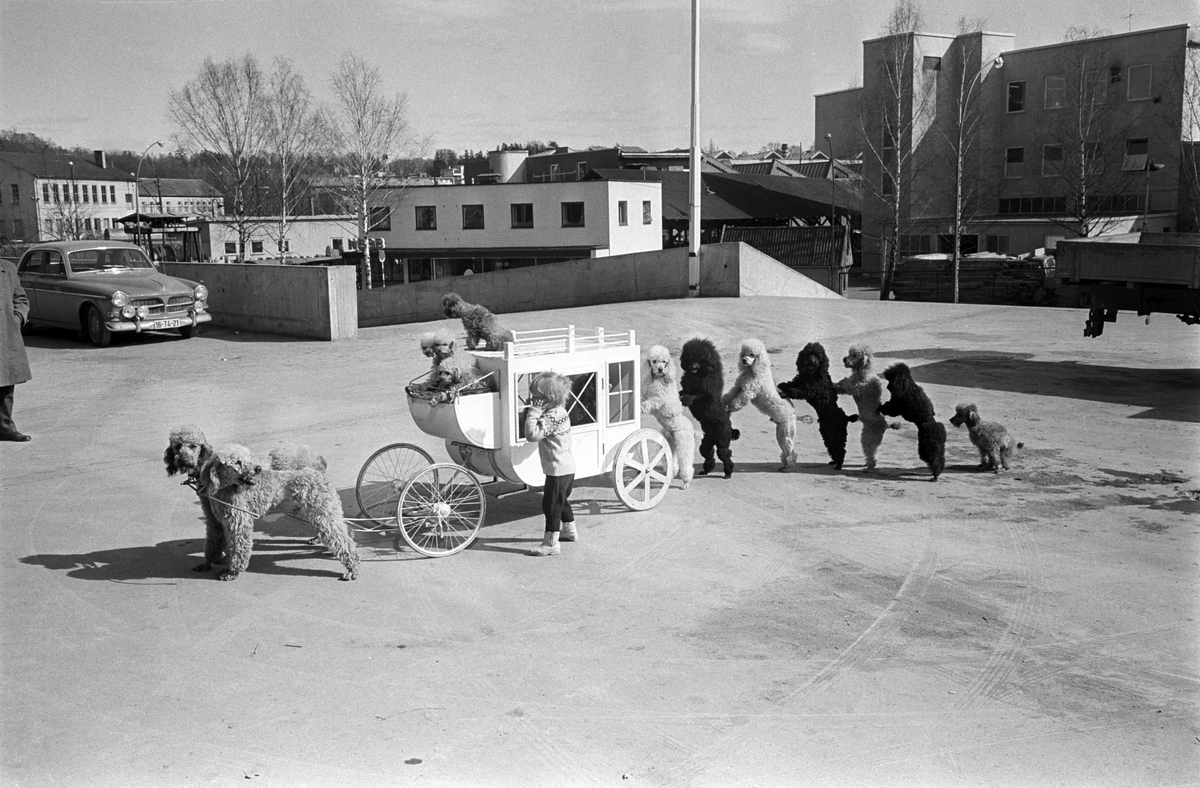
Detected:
left=1178, top=41, right=1200, bottom=232
left=263, top=58, right=327, bottom=257
left=325, top=53, right=427, bottom=288
left=168, top=54, right=268, bottom=261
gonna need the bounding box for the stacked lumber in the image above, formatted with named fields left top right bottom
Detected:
left=892, top=254, right=1053, bottom=305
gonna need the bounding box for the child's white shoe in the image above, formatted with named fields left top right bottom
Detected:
left=560, top=522, right=578, bottom=542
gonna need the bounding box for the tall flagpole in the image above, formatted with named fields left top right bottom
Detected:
left=688, top=0, right=701, bottom=297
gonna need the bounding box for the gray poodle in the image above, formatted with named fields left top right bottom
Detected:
left=949, top=403, right=1023, bottom=473
left=201, top=444, right=360, bottom=581
left=442, top=292, right=514, bottom=351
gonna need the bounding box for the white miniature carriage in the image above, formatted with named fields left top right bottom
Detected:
left=353, top=326, right=674, bottom=557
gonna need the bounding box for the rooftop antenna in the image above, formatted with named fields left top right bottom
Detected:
left=1123, top=0, right=1133, bottom=32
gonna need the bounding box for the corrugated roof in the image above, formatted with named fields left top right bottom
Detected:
left=0, top=151, right=134, bottom=181
left=139, top=178, right=222, bottom=198
left=587, top=169, right=860, bottom=222
left=721, top=225, right=852, bottom=269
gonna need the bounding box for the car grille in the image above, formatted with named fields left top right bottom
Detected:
left=131, top=296, right=194, bottom=317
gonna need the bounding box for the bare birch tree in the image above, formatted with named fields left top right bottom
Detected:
left=1035, top=32, right=1142, bottom=238
left=1179, top=40, right=1200, bottom=232
left=168, top=54, right=267, bottom=261
left=263, top=58, right=327, bottom=257
left=859, top=0, right=938, bottom=299
left=325, top=53, right=425, bottom=288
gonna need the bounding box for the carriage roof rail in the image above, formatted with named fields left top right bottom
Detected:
left=505, top=325, right=636, bottom=358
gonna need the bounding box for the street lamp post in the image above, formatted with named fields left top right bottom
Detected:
left=1142, top=159, right=1166, bottom=233
left=66, top=161, right=77, bottom=239
left=134, top=140, right=164, bottom=253
left=826, top=133, right=838, bottom=290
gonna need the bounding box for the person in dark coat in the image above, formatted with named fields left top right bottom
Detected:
left=0, top=259, right=32, bottom=441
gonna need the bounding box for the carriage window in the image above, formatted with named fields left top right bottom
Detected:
left=608, top=361, right=635, bottom=424
left=515, top=371, right=598, bottom=441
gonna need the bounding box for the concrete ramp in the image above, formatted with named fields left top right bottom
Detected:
left=349, top=241, right=841, bottom=328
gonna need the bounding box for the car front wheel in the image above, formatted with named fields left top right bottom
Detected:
left=179, top=324, right=198, bottom=339
left=85, top=305, right=112, bottom=348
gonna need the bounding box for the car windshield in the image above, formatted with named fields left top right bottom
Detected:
left=69, top=248, right=154, bottom=272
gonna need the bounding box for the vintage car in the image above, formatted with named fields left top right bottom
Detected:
left=16, top=241, right=210, bottom=347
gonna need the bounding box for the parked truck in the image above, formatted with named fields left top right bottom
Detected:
left=1054, top=233, right=1200, bottom=337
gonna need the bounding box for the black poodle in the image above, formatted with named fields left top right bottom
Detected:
left=776, top=341, right=858, bottom=469
left=878, top=362, right=946, bottom=481
left=679, top=338, right=739, bottom=478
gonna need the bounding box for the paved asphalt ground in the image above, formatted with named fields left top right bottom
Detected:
left=1, top=295, right=1197, bottom=788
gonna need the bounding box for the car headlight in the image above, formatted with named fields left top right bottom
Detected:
left=194, top=285, right=208, bottom=301
left=136, top=306, right=150, bottom=319
left=111, top=291, right=129, bottom=308
left=121, top=306, right=135, bottom=319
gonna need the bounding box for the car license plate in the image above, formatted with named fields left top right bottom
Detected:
left=146, top=318, right=185, bottom=330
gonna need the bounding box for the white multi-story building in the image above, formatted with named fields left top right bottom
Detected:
left=0, top=151, right=137, bottom=243
left=139, top=178, right=224, bottom=217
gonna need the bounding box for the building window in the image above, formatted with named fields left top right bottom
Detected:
left=1005, top=147, right=1025, bottom=179
left=332, top=238, right=343, bottom=251
left=42, top=183, right=50, bottom=203
left=82, top=185, right=89, bottom=203
left=561, top=202, right=585, bottom=227
left=643, top=201, right=652, bottom=224
left=110, top=186, right=116, bottom=203
left=125, top=192, right=132, bottom=204
left=462, top=204, right=484, bottom=229
left=415, top=205, right=436, bottom=230
left=1122, top=138, right=1148, bottom=172
left=100, top=186, right=107, bottom=204
left=618, top=201, right=628, bottom=226
left=91, top=185, right=98, bottom=202
left=882, top=172, right=894, bottom=195
left=250, top=240, right=263, bottom=254
left=1044, top=75, right=1065, bottom=109
left=369, top=206, right=392, bottom=231
left=998, top=196, right=1067, bottom=215
left=1042, top=144, right=1063, bottom=177
left=72, top=184, right=79, bottom=202
left=224, top=242, right=237, bottom=255
left=607, top=361, right=635, bottom=424
left=898, top=234, right=931, bottom=255
left=576, top=162, right=587, bottom=180
left=986, top=235, right=1011, bottom=255
left=1007, top=81, right=1026, bottom=113
left=10, top=184, right=19, bottom=203
left=1127, top=64, right=1152, bottom=101
left=282, top=240, right=290, bottom=253
left=511, top=203, right=534, bottom=228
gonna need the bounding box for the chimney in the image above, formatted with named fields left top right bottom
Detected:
left=93, top=150, right=107, bottom=169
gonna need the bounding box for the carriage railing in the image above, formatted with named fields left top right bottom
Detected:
left=503, top=325, right=636, bottom=359
left=405, top=369, right=498, bottom=402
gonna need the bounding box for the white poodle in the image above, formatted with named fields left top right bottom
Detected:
left=721, top=338, right=797, bottom=471
left=833, top=344, right=898, bottom=471
left=641, top=345, right=696, bottom=489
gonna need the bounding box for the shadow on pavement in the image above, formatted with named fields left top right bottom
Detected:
left=880, top=348, right=1200, bottom=422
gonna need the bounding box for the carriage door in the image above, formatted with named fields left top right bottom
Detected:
left=564, top=371, right=602, bottom=473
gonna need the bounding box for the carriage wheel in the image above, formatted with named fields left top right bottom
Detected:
left=397, top=463, right=486, bottom=557
left=611, top=428, right=674, bottom=511
left=355, top=443, right=435, bottom=526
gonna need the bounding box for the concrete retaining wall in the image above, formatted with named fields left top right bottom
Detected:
left=160, top=262, right=357, bottom=341
left=359, top=242, right=840, bottom=327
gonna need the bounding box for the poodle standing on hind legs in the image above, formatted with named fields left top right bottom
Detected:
left=777, top=342, right=858, bottom=469
left=879, top=363, right=946, bottom=481
left=721, top=338, right=796, bottom=471
left=834, top=345, right=899, bottom=472
left=679, top=338, right=739, bottom=479
left=642, top=345, right=696, bottom=489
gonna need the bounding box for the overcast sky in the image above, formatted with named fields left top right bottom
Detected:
left=1, top=0, right=1196, bottom=159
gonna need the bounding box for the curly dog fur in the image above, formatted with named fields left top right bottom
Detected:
left=834, top=345, right=898, bottom=471
left=164, top=427, right=330, bottom=573
left=442, top=292, right=514, bottom=351
left=201, top=444, right=360, bottom=581
left=679, top=338, right=739, bottom=478
left=950, top=403, right=1023, bottom=472
left=642, top=345, right=696, bottom=488
left=721, top=338, right=797, bottom=471
left=777, top=342, right=859, bottom=469
left=414, top=329, right=485, bottom=402
left=879, top=363, right=946, bottom=481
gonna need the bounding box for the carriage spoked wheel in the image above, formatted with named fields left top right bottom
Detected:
left=611, top=428, right=674, bottom=511
left=355, top=443, right=435, bottom=527
left=396, top=463, right=487, bottom=557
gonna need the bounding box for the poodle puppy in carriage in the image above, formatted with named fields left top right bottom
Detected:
left=164, top=426, right=330, bottom=573
left=442, top=292, right=515, bottom=351
left=720, top=338, right=797, bottom=471
left=834, top=344, right=900, bottom=472
left=642, top=344, right=696, bottom=489
left=777, top=342, right=858, bottom=469
left=679, top=338, right=739, bottom=479
left=201, top=443, right=360, bottom=581
left=878, top=363, right=946, bottom=481
left=950, top=403, right=1024, bottom=473
left=412, top=329, right=484, bottom=403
